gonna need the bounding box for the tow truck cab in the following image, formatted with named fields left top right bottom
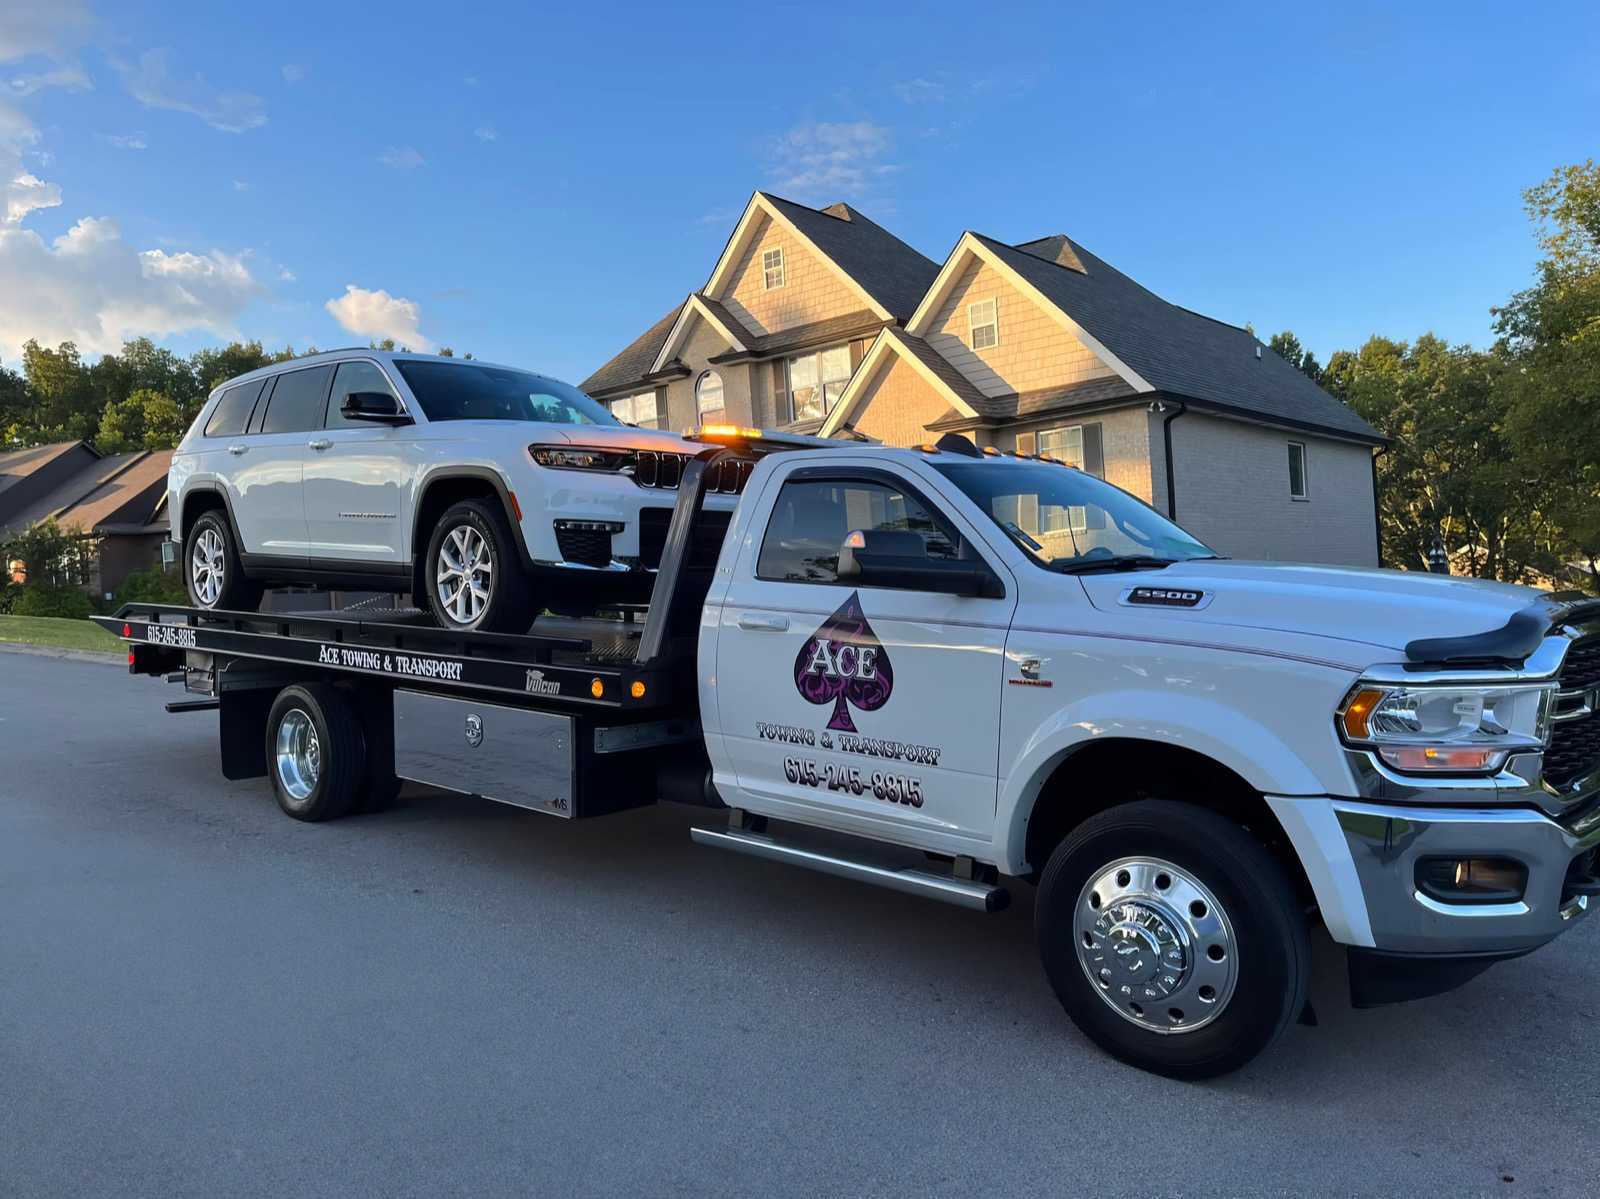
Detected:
left=97, top=429, right=1600, bottom=1079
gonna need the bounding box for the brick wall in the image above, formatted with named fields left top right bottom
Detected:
left=995, top=407, right=1155, bottom=502
left=923, top=258, right=1117, bottom=398
left=721, top=212, right=863, bottom=337
left=1156, top=411, right=1378, bottom=565
left=849, top=355, right=950, bottom=446
left=662, top=318, right=753, bottom=431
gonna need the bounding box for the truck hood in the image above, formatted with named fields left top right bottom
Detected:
left=1078, top=559, right=1546, bottom=656
left=546, top=426, right=700, bottom=452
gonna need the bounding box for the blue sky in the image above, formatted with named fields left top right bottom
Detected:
left=2, top=0, right=1597, bottom=383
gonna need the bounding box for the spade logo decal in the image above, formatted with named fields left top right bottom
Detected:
left=793, top=591, right=893, bottom=732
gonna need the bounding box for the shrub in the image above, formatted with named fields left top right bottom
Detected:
left=115, top=567, right=188, bottom=607
left=0, top=580, right=20, bottom=615
left=10, top=584, right=95, bottom=620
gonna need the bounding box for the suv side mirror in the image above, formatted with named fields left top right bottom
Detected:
left=836, top=529, right=1003, bottom=598
left=342, top=391, right=411, bottom=424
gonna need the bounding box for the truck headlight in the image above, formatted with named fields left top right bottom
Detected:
left=1337, top=682, right=1555, bottom=774
left=529, top=445, right=635, bottom=472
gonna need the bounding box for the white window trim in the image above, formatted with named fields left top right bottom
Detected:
left=1288, top=441, right=1309, bottom=500
left=762, top=246, right=785, bottom=291
left=696, top=370, right=725, bottom=416
left=782, top=343, right=853, bottom=423
left=968, top=297, right=999, bottom=350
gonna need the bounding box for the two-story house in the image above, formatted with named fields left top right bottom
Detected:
left=582, top=193, right=1385, bottom=567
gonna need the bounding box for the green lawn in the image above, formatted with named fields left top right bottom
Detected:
left=0, top=615, right=125, bottom=655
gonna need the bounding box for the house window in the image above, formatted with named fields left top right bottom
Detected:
left=1288, top=442, right=1308, bottom=499
left=1036, top=425, right=1085, bottom=469
left=762, top=247, right=785, bottom=290
left=1015, top=424, right=1104, bottom=536
left=786, top=344, right=852, bottom=423
left=609, top=391, right=660, bottom=429
left=696, top=370, right=725, bottom=423
left=969, top=298, right=998, bottom=350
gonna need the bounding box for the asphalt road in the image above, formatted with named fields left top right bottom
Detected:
left=3, top=651, right=1598, bottom=1198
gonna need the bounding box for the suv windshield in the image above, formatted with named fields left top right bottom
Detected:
left=394, top=360, right=618, bottom=426
left=933, top=460, right=1215, bottom=571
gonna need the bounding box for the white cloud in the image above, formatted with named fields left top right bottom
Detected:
left=1, top=99, right=58, bottom=224
left=892, top=77, right=945, bottom=104
left=473, top=125, right=497, bottom=142
left=6, top=61, right=91, bottom=97
left=324, top=285, right=434, bottom=351
left=278, top=266, right=295, bottom=282
left=378, top=145, right=424, bottom=169
left=0, top=216, right=262, bottom=362
left=99, top=132, right=147, bottom=150
left=119, top=48, right=267, bottom=133
left=768, top=120, right=898, bottom=201
left=281, top=63, right=305, bottom=83
left=0, top=1, right=90, bottom=61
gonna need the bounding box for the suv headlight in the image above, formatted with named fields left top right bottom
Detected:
left=529, top=445, right=635, bottom=472
left=1337, top=682, right=1556, bottom=774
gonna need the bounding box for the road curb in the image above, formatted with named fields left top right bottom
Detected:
left=0, top=642, right=124, bottom=666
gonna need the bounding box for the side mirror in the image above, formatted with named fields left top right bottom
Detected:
left=836, top=529, right=1003, bottom=598
left=342, top=391, right=411, bottom=424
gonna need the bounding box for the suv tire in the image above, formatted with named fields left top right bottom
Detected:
left=185, top=509, right=263, bottom=612
left=1035, top=799, right=1310, bottom=1079
left=423, top=499, right=535, bottom=633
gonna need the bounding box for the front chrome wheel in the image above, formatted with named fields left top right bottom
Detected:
left=191, top=527, right=225, bottom=607
left=1074, top=856, right=1239, bottom=1035
left=434, top=524, right=494, bottom=626
left=274, top=709, right=321, bottom=800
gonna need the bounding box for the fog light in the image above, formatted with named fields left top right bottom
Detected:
left=1416, top=857, right=1527, bottom=905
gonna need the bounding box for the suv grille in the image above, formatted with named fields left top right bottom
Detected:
left=1547, top=636, right=1600, bottom=789
left=554, top=524, right=614, bottom=568
left=632, top=451, right=752, bottom=495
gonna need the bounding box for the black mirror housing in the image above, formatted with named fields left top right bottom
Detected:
left=342, top=391, right=411, bottom=424
left=836, top=530, right=1003, bottom=598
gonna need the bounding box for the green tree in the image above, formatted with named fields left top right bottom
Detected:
left=96, top=389, right=187, bottom=452
left=1267, top=330, right=1323, bottom=382
left=190, top=340, right=277, bottom=394
left=20, top=340, right=96, bottom=443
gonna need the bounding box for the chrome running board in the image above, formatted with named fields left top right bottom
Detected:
left=690, top=824, right=1009, bottom=913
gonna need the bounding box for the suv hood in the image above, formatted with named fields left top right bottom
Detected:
left=545, top=426, right=700, bottom=452
left=1078, top=559, right=1545, bottom=656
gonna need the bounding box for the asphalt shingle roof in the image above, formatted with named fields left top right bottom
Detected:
left=579, top=303, right=684, bottom=397
left=977, top=233, right=1382, bottom=443
left=718, top=310, right=888, bottom=360
left=763, top=195, right=941, bottom=321
left=0, top=449, right=171, bottom=536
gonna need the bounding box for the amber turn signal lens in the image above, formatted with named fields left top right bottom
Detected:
left=590, top=678, right=604, bottom=699
left=629, top=680, right=646, bottom=700
left=1378, top=746, right=1500, bottom=772
left=1340, top=688, right=1386, bottom=740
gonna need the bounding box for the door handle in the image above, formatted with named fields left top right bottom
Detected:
left=308, top=438, right=332, bottom=451
left=737, top=613, right=790, bottom=632
left=227, top=444, right=247, bottom=456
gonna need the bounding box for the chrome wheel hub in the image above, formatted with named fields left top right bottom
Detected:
left=1074, top=857, right=1238, bottom=1034
left=274, top=709, right=320, bottom=801
left=191, top=528, right=225, bottom=606
left=435, top=525, right=493, bottom=626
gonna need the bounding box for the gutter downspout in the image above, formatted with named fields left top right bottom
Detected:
left=1158, top=399, right=1187, bottom=520
left=1370, top=444, right=1386, bottom=568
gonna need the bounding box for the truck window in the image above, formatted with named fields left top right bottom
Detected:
left=756, top=478, right=959, bottom=584
left=203, top=379, right=265, bottom=438
left=259, top=365, right=335, bottom=434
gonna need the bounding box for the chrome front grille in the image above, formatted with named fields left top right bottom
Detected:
left=1548, top=636, right=1600, bottom=790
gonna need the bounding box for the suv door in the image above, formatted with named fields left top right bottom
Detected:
left=713, top=459, right=1017, bottom=848
left=226, top=364, right=332, bottom=558
left=302, top=359, right=418, bottom=567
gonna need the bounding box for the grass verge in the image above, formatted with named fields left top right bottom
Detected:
left=0, top=614, right=124, bottom=655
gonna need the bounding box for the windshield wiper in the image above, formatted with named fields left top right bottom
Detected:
left=1049, top=555, right=1185, bottom=575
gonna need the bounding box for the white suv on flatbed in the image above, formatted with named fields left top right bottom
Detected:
left=168, top=350, right=736, bottom=630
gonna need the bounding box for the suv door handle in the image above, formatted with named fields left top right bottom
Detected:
left=308, top=438, right=332, bottom=451
left=227, top=444, right=247, bottom=456
left=737, top=613, right=790, bottom=632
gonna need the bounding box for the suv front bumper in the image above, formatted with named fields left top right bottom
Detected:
left=1268, top=793, right=1600, bottom=957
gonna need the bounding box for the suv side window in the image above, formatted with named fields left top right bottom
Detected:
left=203, top=379, right=265, bottom=437
left=326, top=360, right=399, bottom=429
left=756, top=477, right=961, bottom=585
left=258, top=365, right=334, bottom=434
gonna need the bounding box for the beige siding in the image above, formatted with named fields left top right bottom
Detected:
left=1160, top=412, right=1378, bottom=566
left=849, top=356, right=949, bottom=446
left=661, top=316, right=754, bottom=431
left=923, top=258, right=1117, bottom=398
left=994, top=407, right=1155, bottom=503
left=720, top=212, right=864, bottom=337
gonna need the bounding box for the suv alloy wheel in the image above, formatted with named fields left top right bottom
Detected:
left=184, top=509, right=263, bottom=612
left=423, top=499, right=535, bottom=633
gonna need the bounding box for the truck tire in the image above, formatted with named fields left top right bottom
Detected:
left=185, top=509, right=263, bottom=613
left=1035, top=800, right=1310, bottom=1079
left=423, top=499, right=535, bottom=633
left=265, top=684, right=366, bottom=822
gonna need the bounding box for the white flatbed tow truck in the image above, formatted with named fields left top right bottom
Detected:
left=95, top=428, right=1600, bottom=1077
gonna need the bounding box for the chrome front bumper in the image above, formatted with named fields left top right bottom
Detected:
left=1269, top=792, right=1600, bottom=954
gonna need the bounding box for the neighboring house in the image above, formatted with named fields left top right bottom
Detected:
left=0, top=441, right=172, bottom=596
left=585, top=193, right=1386, bottom=567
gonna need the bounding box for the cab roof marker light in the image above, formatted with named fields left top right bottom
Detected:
left=699, top=424, right=763, bottom=440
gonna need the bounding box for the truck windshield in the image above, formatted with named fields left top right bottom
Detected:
left=932, top=461, right=1215, bottom=571
left=394, top=360, right=618, bottom=426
